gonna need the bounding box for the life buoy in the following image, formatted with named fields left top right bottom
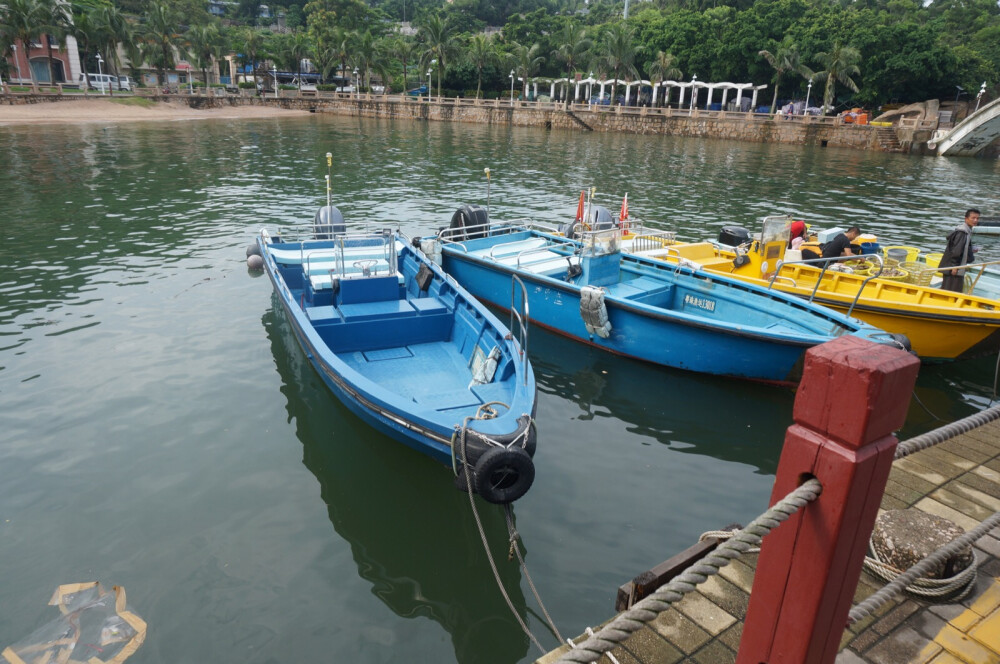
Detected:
left=473, top=446, right=535, bottom=504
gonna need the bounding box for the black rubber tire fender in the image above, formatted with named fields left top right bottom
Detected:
left=473, top=446, right=535, bottom=504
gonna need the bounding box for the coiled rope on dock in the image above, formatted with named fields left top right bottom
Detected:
left=895, top=402, right=1000, bottom=459
left=849, top=510, right=1000, bottom=623
left=556, top=478, right=823, bottom=664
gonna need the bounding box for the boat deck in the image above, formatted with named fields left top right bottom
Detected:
left=340, top=341, right=511, bottom=412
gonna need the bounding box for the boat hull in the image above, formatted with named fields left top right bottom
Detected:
left=259, top=233, right=538, bottom=502
left=440, top=231, right=890, bottom=383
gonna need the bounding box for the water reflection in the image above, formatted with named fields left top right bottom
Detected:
left=527, top=324, right=791, bottom=476
left=263, top=300, right=531, bottom=664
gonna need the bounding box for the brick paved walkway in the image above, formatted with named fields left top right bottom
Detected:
left=536, top=419, right=1000, bottom=664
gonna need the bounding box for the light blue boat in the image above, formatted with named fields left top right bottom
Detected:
left=437, top=221, right=906, bottom=384
left=256, top=225, right=538, bottom=504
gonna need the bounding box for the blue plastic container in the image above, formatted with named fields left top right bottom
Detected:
left=860, top=242, right=880, bottom=255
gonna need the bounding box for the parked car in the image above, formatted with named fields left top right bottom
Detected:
left=78, top=73, right=131, bottom=91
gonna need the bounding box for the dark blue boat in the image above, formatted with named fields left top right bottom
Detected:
left=257, top=225, right=538, bottom=503
left=436, top=220, right=906, bottom=384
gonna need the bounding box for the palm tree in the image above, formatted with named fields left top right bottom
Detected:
left=321, top=27, right=354, bottom=91
left=140, top=2, right=182, bottom=91
left=70, top=7, right=98, bottom=95
left=41, top=0, right=72, bottom=86
left=3, top=0, right=47, bottom=91
left=510, top=42, right=545, bottom=100
left=395, top=36, right=417, bottom=91
left=417, top=14, right=458, bottom=98
left=94, top=5, right=132, bottom=96
left=238, top=27, right=265, bottom=90
left=814, top=44, right=861, bottom=116
left=466, top=34, right=498, bottom=99
left=187, top=23, right=224, bottom=90
left=758, top=41, right=813, bottom=115
left=552, top=22, right=591, bottom=105
left=647, top=50, right=682, bottom=107
left=288, top=33, right=311, bottom=91
left=598, top=23, right=638, bottom=106
left=353, top=31, right=377, bottom=92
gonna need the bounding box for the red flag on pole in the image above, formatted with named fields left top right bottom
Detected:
left=575, top=190, right=586, bottom=223
left=619, top=193, right=629, bottom=232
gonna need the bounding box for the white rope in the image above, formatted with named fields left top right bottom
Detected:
left=849, top=510, right=1000, bottom=623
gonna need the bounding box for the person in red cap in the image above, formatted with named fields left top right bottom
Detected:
left=788, top=220, right=807, bottom=249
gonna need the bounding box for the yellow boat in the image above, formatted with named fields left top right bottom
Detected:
left=622, top=216, right=1000, bottom=362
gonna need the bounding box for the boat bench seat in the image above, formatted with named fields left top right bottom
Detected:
left=473, top=237, right=549, bottom=260
left=324, top=309, right=454, bottom=353
left=309, top=267, right=404, bottom=291
left=492, top=250, right=579, bottom=275
left=339, top=299, right=416, bottom=322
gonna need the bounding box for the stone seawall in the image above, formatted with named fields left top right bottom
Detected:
left=0, top=93, right=912, bottom=153
left=301, top=97, right=902, bottom=152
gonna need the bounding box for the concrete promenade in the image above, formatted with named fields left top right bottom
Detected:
left=536, top=415, right=1000, bottom=664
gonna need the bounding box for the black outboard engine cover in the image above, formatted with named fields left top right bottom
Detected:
left=558, top=220, right=578, bottom=239
left=314, top=205, right=346, bottom=239
left=449, top=204, right=489, bottom=239
left=588, top=205, right=616, bottom=230
left=718, top=225, right=751, bottom=247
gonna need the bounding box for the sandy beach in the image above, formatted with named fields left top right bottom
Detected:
left=0, top=98, right=311, bottom=125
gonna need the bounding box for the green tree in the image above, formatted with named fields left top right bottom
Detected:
left=188, top=23, right=225, bottom=88
left=237, top=27, right=266, bottom=89
left=647, top=50, right=682, bottom=106
left=814, top=43, right=861, bottom=114
left=758, top=40, right=813, bottom=114
left=94, top=5, right=133, bottom=96
left=598, top=22, right=639, bottom=106
left=140, top=2, right=183, bottom=90
left=466, top=33, right=499, bottom=98
left=3, top=0, right=47, bottom=90
left=552, top=22, right=591, bottom=103
left=417, top=13, right=459, bottom=97
left=41, top=0, right=72, bottom=85
left=510, top=41, right=545, bottom=99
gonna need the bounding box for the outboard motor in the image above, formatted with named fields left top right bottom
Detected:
left=588, top=206, right=616, bottom=230
left=313, top=205, right=346, bottom=240
left=449, top=204, right=489, bottom=240
left=558, top=220, right=579, bottom=239
left=718, top=225, right=751, bottom=248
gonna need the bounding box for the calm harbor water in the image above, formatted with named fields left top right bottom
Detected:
left=1, top=115, right=998, bottom=663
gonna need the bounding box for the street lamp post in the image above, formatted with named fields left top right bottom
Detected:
left=12, top=45, right=22, bottom=85
left=272, top=66, right=277, bottom=99
left=509, top=69, right=515, bottom=104
left=588, top=71, right=593, bottom=103
left=955, top=85, right=964, bottom=103
left=96, top=53, right=105, bottom=95
left=426, top=68, right=432, bottom=101
left=976, top=81, right=987, bottom=112
left=805, top=78, right=813, bottom=113
left=690, top=74, right=697, bottom=110
left=353, top=67, right=359, bottom=98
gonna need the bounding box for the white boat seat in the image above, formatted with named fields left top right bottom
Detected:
left=310, top=268, right=405, bottom=291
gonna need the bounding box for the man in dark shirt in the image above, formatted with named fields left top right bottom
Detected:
left=821, top=226, right=862, bottom=259
left=938, top=208, right=980, bottom=292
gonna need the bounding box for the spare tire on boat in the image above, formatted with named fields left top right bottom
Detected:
left=473, top=446, right=535, bottom=504
left=450, top=204, right=489, bottom=240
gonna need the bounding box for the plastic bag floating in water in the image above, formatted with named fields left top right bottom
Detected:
left=2, top=582, right=146, bottom=664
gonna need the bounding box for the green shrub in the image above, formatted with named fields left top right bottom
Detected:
left=238, top=81, right=257, bottom=89
left=279, top=84, right=296, bottom=90
left=316, top=84, right=339, bottom=91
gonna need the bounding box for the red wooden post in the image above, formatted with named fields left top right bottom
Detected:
left=736, top=336, right=919, bottom=664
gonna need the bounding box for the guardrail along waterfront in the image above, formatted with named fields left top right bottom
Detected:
left=536, top=335, right=1000, bottom=664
